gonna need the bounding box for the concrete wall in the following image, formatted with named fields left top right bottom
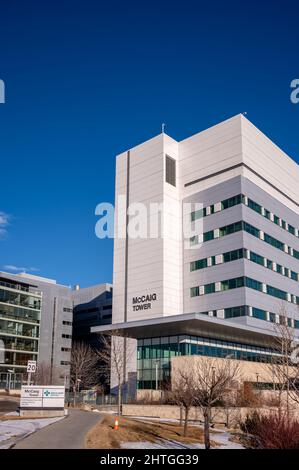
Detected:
left=171, top=355, right=297, bottom=385
left=122, top=404, right=299, bottom=428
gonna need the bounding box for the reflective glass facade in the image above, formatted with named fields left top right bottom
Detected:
left=137, top=335, right=280, bottom=390
left=0, top=277, right=41, bottom=372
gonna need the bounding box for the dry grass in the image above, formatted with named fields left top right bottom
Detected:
left=85, top=414, right=217, bottom=449
left=0, top=415, right=46, bottom=421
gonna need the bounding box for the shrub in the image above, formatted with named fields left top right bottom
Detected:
left=240, top=410, right=261, bottom=434
left=241, top=411, right=299, bottom=449
left=236, top=383, right=262, bottom=407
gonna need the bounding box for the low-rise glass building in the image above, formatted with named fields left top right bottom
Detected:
left=0, top=276, right=41, bottom=378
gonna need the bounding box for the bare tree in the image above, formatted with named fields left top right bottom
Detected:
left=171, top=358, right=196, bottom=436
left=33, top=361, right=61, bottom=385
left=193, top=357, right=240, bottom=449
left=97, top=332, right=135, bottom=416
left=70, top=341, right=100, bottom=404
left=266, top=305, right=299, bottom=417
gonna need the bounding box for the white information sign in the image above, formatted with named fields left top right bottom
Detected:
left=26, top=360, right=37, bottom=373
left=20, top=386, right=65, bottom=409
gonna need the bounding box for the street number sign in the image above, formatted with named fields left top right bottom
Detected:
left=27, top=360, right=37, bottom=373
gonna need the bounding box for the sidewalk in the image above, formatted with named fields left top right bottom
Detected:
left=13, top=409, right=101, bottom=449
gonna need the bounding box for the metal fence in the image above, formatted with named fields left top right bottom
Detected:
left=65, top=391, right=133, bottom=406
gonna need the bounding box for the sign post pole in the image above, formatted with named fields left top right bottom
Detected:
left=26, top=360, right=37, bottom=385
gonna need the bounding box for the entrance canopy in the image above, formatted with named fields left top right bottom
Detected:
left=91, top=312, right=281, bottom=348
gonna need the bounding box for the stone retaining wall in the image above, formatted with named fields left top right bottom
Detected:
left=122, top=404, right=299, bottom=428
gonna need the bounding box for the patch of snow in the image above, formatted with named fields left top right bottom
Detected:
left=0, top=416, right=64, bottom=449
left=121, top=439, right=202, bottom=449
left=121, top=434, right=244, bottom=450
left=121, top=417, right=245, bottom=450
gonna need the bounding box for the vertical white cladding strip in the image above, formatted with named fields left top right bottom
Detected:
left=126, top=134, right=165, bottom=321
left=214, top=202, right=222, bottom=213
left=215, top=254, right=223, bottom=265
left=112, top=151, right=129, bottom=324
left=163, top=134, right=183, bottom=316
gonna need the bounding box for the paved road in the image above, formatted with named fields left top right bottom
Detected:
left=0, top=396, right=19, bottom=416
left=13, top=409, right=101, bottom=449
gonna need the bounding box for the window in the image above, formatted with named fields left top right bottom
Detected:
left=62, top=321, right=72, bottom=326
left=269, top=312, right=276, bottom=323
left=245, top=278, right=262, bottom=291
left=243, top=222, right=260, bottom=238
left=204, top=283, right=215, bottom=294
left=190, top=287, right=199, bottom=297
left=264, top=233, right=284, bottom=251
left=61, top=361, right=70, bottom=365
left=190, top=258, right=208, bottom=271
left=252, top=308, right=266, bottom=320
left=63, top=307, right=73, bottom=313
left=276, top=264, right=283, bottom=274
left=250, top=252, right=264, bottom=266
left=61, top=347, right=71, bottom=352
left=247, top=198, right=262, bottom=215
left=224, top=306, right=247, bottom=318
left=191, top=208, right=204, bottom=222
left=267, top=259, right=273, bottom=270
left=266, top=285, right=287, bottom=301
left=274, top=215, right=280, bottom=225
left=103, top=313, right=112, bottom=319
left=219, top=221, right=242, bottom=237
left=223, top=248, right=244, bottom=263
left=221, top=277, right=244, bottom=290
left=203, top=230, right=214, bottom=242
left=165, top=155, right=176, bottom=186
left=221, top=194, right=242, bottom=210
left=264, top=209, right=271, bottom=220
left=62, top=334, right=72, bottom=339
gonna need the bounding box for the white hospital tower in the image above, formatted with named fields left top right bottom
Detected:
left=93, top=114, right=299, bottom=395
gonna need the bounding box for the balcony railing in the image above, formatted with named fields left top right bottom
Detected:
left=0, top=280, right=41, bottom=296
left=0, top=298, right=41, bottom=311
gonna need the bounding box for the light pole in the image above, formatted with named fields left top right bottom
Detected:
left=7, top=369, right=14, bottom=393
left=153, top=360, right=160, bottom=391
left=256, top=373, right=260, bottom=400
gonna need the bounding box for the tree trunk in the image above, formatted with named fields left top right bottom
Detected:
left=179, top=405, right=183, bottom=427
left=184, top=407, right=189, bottom=437
left=117, top=377, right=122, bottom=416
left=204, top=408, right=211, bottom=449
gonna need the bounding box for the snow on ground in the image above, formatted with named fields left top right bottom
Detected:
left=121, top=440, right=200, bottom=449
left=121, top=416, right=245, bottom=450
left=0, top=416, right=64, bottom=449
left=120, top=431, right=244, bottom=450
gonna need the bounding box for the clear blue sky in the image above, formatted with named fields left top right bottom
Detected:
left=0, top=0, right=298, bottom=287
